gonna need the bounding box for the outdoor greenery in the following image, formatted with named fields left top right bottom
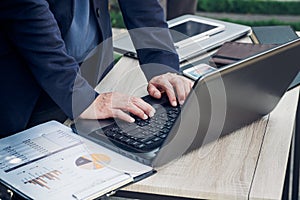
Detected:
left=219, top=18, right=300, bottom=32
left=198, top=0, right=300, bottom=15
left=110, top=9, right=125, bottom=28
left=196, top=0, right=300, bottom=30
left=109, top=0, right=300, bottom=30
left=110, top=0, right=125, bottom=28
left=220, top=18, right=300, bottom=30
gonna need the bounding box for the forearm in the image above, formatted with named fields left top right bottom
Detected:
left=0, top=0, right=96, bottom=119
left=118, top=0, right=180, bottom=80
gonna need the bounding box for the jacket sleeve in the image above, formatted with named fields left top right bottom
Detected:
left=118, top=0, right=180, bottom=80
left=0, top=0, right=97, bottom=119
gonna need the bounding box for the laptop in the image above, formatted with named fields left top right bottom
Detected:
left=72, top=38, right=300, bottom=168
left=113, top=15, right=251, bottom=62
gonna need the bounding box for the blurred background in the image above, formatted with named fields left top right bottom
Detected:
left=109, top=0, right=300, bottom=31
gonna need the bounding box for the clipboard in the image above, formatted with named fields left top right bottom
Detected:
left=0, top=121, right=155, bottom=200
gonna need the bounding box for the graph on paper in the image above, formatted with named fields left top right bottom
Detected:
left=75, top=154, right=111, bottom=170
left=23, top=169, right=62, bottom=190
left=0, top=121, right=152, bottom=200
left=0, top=130, right=82, bottom=173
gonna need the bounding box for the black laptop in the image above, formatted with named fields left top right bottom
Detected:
left=72, top=38, right=300, bottom=167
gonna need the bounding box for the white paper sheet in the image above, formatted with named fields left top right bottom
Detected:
left=0, top=121, right=152, bottom=200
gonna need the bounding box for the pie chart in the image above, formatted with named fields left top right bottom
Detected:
left=75, top=153, right=111, bottom=170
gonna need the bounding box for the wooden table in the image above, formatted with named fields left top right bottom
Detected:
left=94, top=53, right=299, bottom=200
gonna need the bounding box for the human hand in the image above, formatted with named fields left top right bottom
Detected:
left=147, top=72, right=194, bottom=106
left=79, top=92, right=155, bottom=122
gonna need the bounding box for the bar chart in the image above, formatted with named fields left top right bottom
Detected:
left=23, top=169, right=62, bottom=189
left=0, top=130, right=82, bottom=173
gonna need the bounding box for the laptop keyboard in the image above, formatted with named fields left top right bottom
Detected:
left=89, top=103, right=181, bottom=153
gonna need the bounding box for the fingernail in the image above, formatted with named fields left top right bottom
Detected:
left=149, top=110, right=156, bottom=118
left=179, top=100, right=184, bottom=105
left=172, top=101, right=177, bottom=107
left=143, top=114, right=148, bottom=120
left=129, top=117, right=135, bottom=123
left=154, top=91, right=160, bottom=98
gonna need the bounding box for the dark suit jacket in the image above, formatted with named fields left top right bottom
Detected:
left=0, top=0, right=179, bottom=136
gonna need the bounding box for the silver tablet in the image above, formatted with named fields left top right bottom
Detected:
left=113, top=15, right=251, bottom=62
left=168, top=17, right=225, bottom=48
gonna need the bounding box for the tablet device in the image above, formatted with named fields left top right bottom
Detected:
left=113, top=15, right=251, bottom=62
left=169, top=18, right=225, bottom=48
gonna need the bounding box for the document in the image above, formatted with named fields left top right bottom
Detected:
left=0, top=121, right=153, bottom=200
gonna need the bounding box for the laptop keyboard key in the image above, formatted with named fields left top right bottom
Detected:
left=89, top=100, right=181, bottom=152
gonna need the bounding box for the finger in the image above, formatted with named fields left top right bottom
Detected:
left=122, top=97, right=154, bottom=120
left=131, top=97, right=156, bottom=117
left=173, top=77, right=194, bottom=105
left=112, top=109, right=135, bottom=123
left=126, top=103, right=149, bottom=120
left=183, top=80, right=190, bottom=96
left=171, top=78, right=186, bottom=105
left=183, top=78, right=193, bottom=100
left=147, top=83, right=162, bottom=99
left=111, top=93, right=151, bottom=120
left=161, top=80, right=177, bottom=107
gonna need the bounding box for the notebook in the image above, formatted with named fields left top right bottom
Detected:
left=208, top=42, right=278, bottom=68
left=250, top=25, right=300, bottom=90
left=1, top=38, right=300, bottom=200
left=113, top=15, right=251, bottom=62
left=250, top=25, right=299, bottom=45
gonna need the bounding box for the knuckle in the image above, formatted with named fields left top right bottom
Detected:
left=178, top=92, right=185, bottom=99
left=130, top=96, right=139, bottom=104
left=129, top=106, right=143, bottom=116
left=112, top=109, right=122, bottom=118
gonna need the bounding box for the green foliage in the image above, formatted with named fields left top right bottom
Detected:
left=197, top=0, right=300, bottom=15
left=113, top=52, right=123, bottom=63
left=109, top=1, right=125, bottom=28
left=110, top=10, right=125, bottom=28
left=109, top=0, right=300, bottom=29
left=217, top=18, right=300, bottom=31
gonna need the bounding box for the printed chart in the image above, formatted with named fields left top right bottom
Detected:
left=0, top=130, right=82, bottom=173
left=0, top=122, right=149, bottom=200
left=23, top=169, right=62, bottom=190
left=75, top=154, right=111, bottom=170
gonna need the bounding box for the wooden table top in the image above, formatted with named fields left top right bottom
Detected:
left=95, top=55, right=299, bottom=199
